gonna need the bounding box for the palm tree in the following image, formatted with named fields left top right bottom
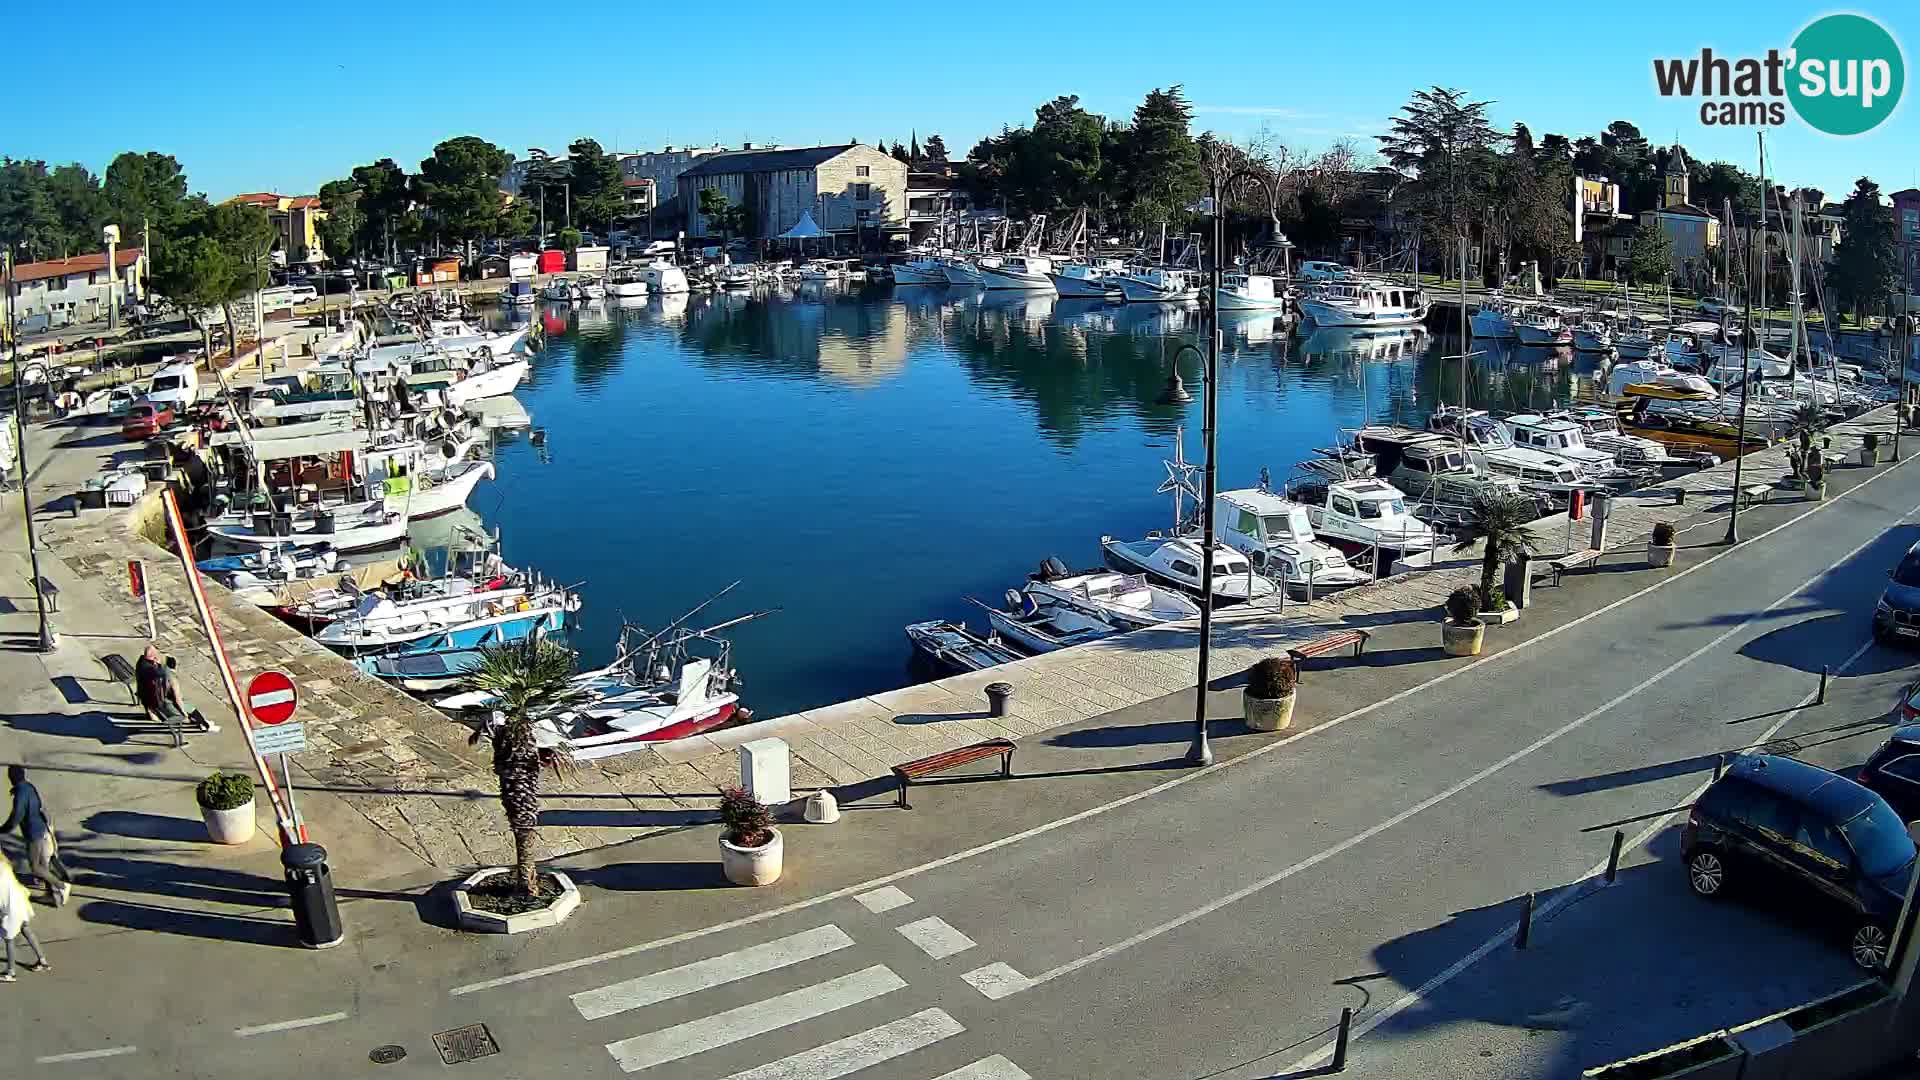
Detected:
left=467, top=638, right=588, bottom=895
left=1451, top=491, right=1537, bottom=610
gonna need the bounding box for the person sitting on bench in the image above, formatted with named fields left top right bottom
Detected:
left=135, top=645, right=220, bottom=748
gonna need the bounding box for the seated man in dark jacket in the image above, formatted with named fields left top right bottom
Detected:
left=135, top=646, right=218, bottom=748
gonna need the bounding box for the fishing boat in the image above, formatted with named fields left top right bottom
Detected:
left=891, top=252, right=949, bottom=285
left=1427, top=407, right=1586, bottom=505
left=314, top=579, right=576, bottom=654
left=1549, top=406, right=1705, bottom=470
left=979, top=592, right=1120, bottom=654
left=638, top=260, right=690, bottom=294
left=1614, top=314, right=1667, bottom=360
left=1297, top=278, right=1427, bottom=327
left=1024, top=558, right=1201, bottom=629
left=1215, top=272, right=1289, bottom=312
left=1099, top=535, right=1275, bottom=604
left=197, top=542, right=336, bottom=576
left=1470, top=298, right=1517, bottom=339
left=1511, top=303, right=1572, bottom=345
left=1280, top=479, right=1438, bottom=556
left=358, top=648, right=494, bottom=693
left=979, top=255, right=1058, bottom=291
left=1047, top=258, right=1127, bottom=299
left=1341, top=426, right=1535, bottom=526
left=1571, top=317, right=1614, bottom=352
left=504, top=281, right=537, bottom=307
left=541, top=279, right=581, bottom=302
left=578, top=278, right=607, bottom=300
left=207, top=499, right=410, bottom=554
left=942, top=256, right=997, bottom=287
left=716, top=265, right=756, bottom=289
left=263, top=558, right=411, bottom=627
left=1501, top=413, right=1653, bottom=489
left=438, top=352, right=529, bottom=409
left=1214, top=487, right=1377, bottom=592
left=1116, top=266, right=1200, bottom=303
left=606, top=270, right=650, bottom=298
left=905, top=620, right=1022, bottom=673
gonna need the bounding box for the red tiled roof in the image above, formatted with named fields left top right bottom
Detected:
left=286, top=195, right=321, bottom=210
left=9, top=248, right=143, bottom=285
left=229, top=192, right=283, bottom=206
left=622, top=177, right=655, bottom=188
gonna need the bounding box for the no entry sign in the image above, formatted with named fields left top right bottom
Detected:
left=246, top=670, right=298, bottom=725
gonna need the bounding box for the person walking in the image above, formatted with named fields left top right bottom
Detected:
left=2, top=766, right=71, bottom=907
left=0, top=858, right=49, bottom=981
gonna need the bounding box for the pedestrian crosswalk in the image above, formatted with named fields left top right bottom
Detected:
left=565, top=900, right=1034, bottom=1078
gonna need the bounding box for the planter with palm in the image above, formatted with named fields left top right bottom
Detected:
left=1451, top=491, right=1536, bottom=623
left=455, top=638, right=592, bottom=929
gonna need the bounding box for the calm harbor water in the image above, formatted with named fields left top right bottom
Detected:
left=470, top=286, right=1596, bottom=719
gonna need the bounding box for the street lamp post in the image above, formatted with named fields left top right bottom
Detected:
left=1724, top=225, right=1755, bottom=546
left=4, top=251, right=56, bottom=652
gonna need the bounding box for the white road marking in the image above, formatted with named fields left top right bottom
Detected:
left=960, top=962, right=1033, bottom=1000
left=716, top=1007, right=963, bottom=1080
left=934, top=1056, right=1035, bottom=1080
left=604, top=965, right=905, bottom=1074
left=853, top=886, right=913, bottom=913
left=35, top=1046, right=138, bottom=1064
left=573, top=925, right=854, bottom=1021
left=450, top=459, right=1910, bottom=997
left=895, top=915, right=976, bottom=960
left=233, top=1011, right=350, bottom=1037
left=1278, top=630, right=1888, bottom=1073
left=1007, top=497, right=1920, bottom=995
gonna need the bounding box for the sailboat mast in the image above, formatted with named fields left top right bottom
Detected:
left=1459, top=234, right=1469, bottom=412
left=1755, top=131, right=1767, bottom=361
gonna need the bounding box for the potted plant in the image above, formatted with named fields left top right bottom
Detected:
left=1452, top=491, right=1533, bottom=625
left=1243, top=656, right=1298, bottom=732
left=1809, top=460, right=1827, bottom=500
left=196, top=770, right=257, bottom=844
left=719, top=787, right=782, bottom=886
left=1862, top=432, right=1881, bottom=467
left=1648, top=521, right=1677, bottom=568
left=456, top=637, right=591, bottom=928
left=1442, top=586, right=1485, bottom=657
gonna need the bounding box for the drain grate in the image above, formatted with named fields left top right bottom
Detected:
left=369, top=1045, right=407, bottom=1066
left=433, top=1024, right=500, bottom=1065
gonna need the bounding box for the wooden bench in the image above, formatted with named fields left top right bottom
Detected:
left=892, top=739, right=1016, bottom=809
left=1547, top=548, right=1603, bottom=586
left=101, top=654, right=140, bottom=706
left=35, top=576, right=59, bottom=612
left=1739, top=483, right=1771, bottom=508
left=1286, top=629, right=1371, bottom=681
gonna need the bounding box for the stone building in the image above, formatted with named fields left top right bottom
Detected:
left=676, top=144, right=907, bottom=246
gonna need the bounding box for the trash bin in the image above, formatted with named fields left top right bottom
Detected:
left=281, top=843, right=344, bottom=949
left=313, top=509, right=335, bottom=535
left=985, top=682, right=1014, bottom=718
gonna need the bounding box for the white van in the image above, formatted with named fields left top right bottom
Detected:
left=147, top=362, right=200, bottom=408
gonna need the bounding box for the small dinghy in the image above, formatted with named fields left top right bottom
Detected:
left=904, top=620, right=1022, bottom=673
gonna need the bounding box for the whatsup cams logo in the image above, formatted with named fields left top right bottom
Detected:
left=1652, top=12, right=1904, bottom=135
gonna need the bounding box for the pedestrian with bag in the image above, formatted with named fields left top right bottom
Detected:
left=0, top=857, right=50, bottom=981
left=3, top=766, right=71, bottom=907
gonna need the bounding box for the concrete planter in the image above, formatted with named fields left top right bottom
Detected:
left=1648, top=542, right=1677, bottom=568
left=1442, top=620, right=1485, bottom=656
left=1582, top=1032, right=1743, bottom=1079
left=452, top=868, right=581, bottom=934
left=1244, top=690, right=1296, bottom=732
left=1859, top=447, right=1879, bottom=467
left=1813, top=482, right=1828, bottom=502
left=200, top=798, right=257, bottom=845
left=1481, top=603, right=1519, bottom=626
left=1504, top=558, right=1534, bottom=610
left=720, top=827, right=783, bottom=886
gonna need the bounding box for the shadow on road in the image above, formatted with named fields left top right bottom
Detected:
left=1537, top=753, right=1720, bottom=797
left=83, top=810, right=206, bottom=843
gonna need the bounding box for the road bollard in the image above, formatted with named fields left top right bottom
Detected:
left=1515, top=891, right=1535, bottom=950
left=1818, top=665, right=1830, bottom=705
left=1331, top=1006, right=1352, bottom=1072
left=1605, top=830, right=1625, bottom=885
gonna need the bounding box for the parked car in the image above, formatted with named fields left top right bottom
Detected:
left=1298, top=260, right=1355, bottom=282
left=1873, top=541, right=1920, bottom=643
left=1858, top=723, right=1920, bottom=822
left=1695, top=296, right=1744, bottom=317
left=1682, top=753, right=1915, bottom=970
left=121, top=400, right=175, bottom=440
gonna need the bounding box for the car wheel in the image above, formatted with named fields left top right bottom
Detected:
left=1686, top=848, right=1727, bottom=897
left=1851, top=921, right=1892, bottom=971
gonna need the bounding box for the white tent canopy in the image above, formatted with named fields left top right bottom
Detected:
left=779, top=211, right=825, bottom=239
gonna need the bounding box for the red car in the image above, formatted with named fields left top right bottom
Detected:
left=121, top=401, right=175, bottom=440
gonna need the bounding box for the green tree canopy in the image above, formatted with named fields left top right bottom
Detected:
left=1378, top=86, right=1506, bottom=244
left=566, top=138, right=623, bottom=232
left=1828, top=177, right=1899, bottom=319
left=1118, top=85, right=1203, bottom=229
left=415, top=136, right=512, bottom=252
left=923, top=134, right=949, bottom=165
left=1626, top=222, right=1675, bottom=287
left=316, top=179, right=364, bottom=262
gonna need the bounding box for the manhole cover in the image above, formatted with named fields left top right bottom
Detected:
left=369, top=1045, right=407, bottom=1065
left=434, top=1023, right=500, bottom=1065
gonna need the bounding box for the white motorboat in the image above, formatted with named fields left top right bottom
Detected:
left=607, top=270, right=650, bottom=298
left=1215, top=272, right=1289, bottom=312
left=315, top=580, right=576, bottom=653
left=979, top=255, right=1057, bottom=291
left=1281, top=479, right=1438, bottom=556
left=1470, top=298, right=1517, bottom=339
left=578, top=279, right=607, bottom=300
left=942, top=257, right=995, bottom=287
left=438, top=354, right=528, bottom=409
left=1501, top=413, right=1650, bottom=487
left=1117, top=266, right=1200, bottom=303
left=1214, top=487, right=1377, bottom=592
left=541, top=279, right=580, bottom=302
left=1571, top=318, right=1613, bottom=352
left=639, top=261, right=689, bottom=295
left=798, top=260, right=842, bottom=281
left=1298, top=279, right=1427, bottom=327
left=892, top=254, right=948, bottom=285
left=1550, top=406, right=1699, bottom=469
left=982, top=591, right=1120, bottom=654
left=1024, top=558, right=1201, bottom=629
left=1099, top=534, right=1276, bottom=604
left=406, top=458, right=494, bottom=518
left=1428, top=407, right=1585, bottom=501
left=716, top=265, right=755, bottom=289
left=207, top=498, right=410, bottom=553
left=1614, top=315, right=1668, bottom=360
left=1047, top=258, right=1127, bottom=299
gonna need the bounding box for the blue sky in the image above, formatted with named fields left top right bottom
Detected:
left=11, top=2, right=1917, bottom=201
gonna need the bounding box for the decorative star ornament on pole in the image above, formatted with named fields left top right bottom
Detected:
left=1157, top=425, right=1202, bottom=530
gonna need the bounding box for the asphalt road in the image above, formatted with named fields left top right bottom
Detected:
left=9, top=446, right=1920, bottom=1079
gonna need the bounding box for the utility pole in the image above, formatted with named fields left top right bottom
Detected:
left=1189, top=171, right=1225, bottom=769
left=1899, top=232, right=1912, bottom=463
left=6, top=251, right=56, bottom=653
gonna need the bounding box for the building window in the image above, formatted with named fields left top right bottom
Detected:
left=855, top=183, right=870, bottom=201
left=856, top=165, right=870, bottom=177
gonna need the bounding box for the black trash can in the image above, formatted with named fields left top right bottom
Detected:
left=313, top=509, right=336, bottom=535
left=282, top=843, right=345, bottom=949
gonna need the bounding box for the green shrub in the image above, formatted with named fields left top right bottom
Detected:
left=718, top=787, right=773, bottom=847
left=1247, top=657, right=1297, bottom=699
left=196, top=770, right=255, bottom=811
left=1479, top=585, right=1506, bottom=612
left=1652, top=522, right=1675, bottom=546
left=1446, top=586, right=1480, bottom=624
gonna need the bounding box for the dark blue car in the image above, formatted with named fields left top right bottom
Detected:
left=1683, top=754, right=1916, bottom=971
left=1873, top=542, right=1920, bottom=643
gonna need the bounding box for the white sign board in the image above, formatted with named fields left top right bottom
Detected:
left=250, top=722, right=307, bottom=755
